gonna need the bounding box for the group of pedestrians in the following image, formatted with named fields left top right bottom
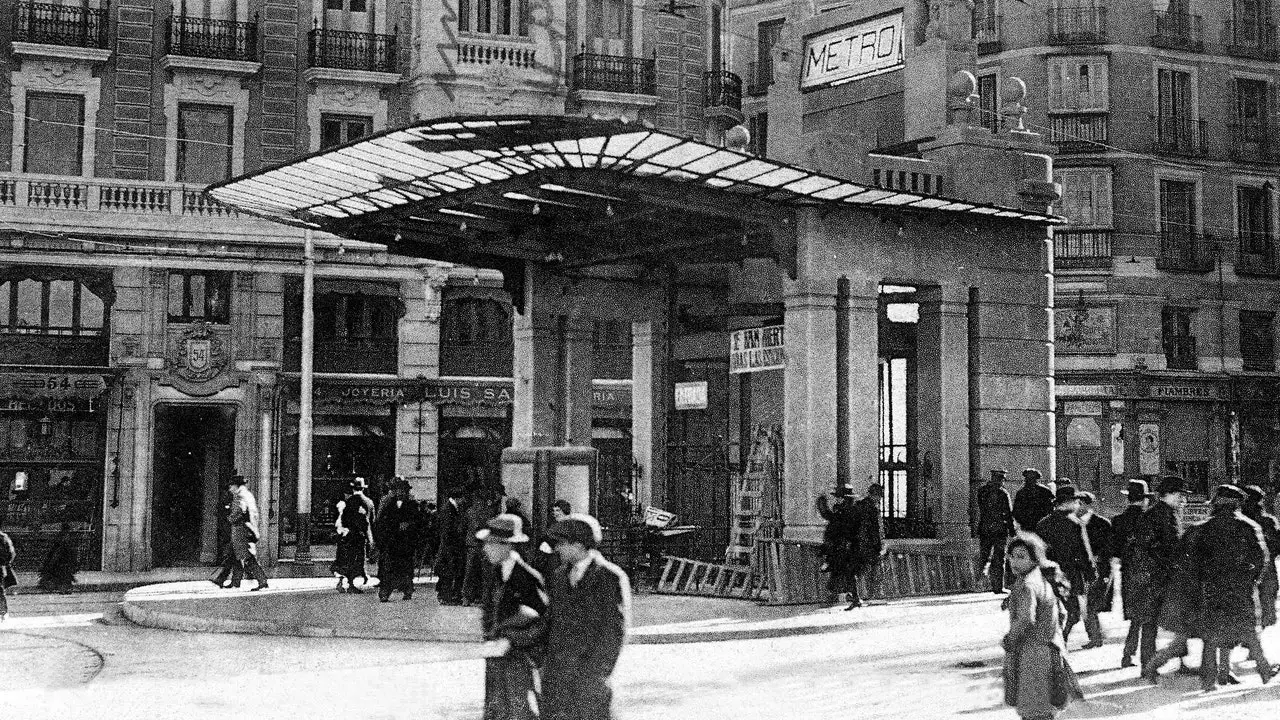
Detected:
left=330, top=475, right=432, bottom=602
left=978, top=466, right=1280, bottom=719
left=816, top=482, right=886, bottom=609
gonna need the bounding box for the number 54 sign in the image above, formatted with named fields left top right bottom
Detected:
left=0, top=373, right=107, bottom=400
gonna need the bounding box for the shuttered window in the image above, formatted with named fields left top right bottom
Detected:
left=1056, top=168, right=1113, bottom=227
left=24, top=93, right=85, bottom=176
left=1048, top=56, right=1108, bottom=111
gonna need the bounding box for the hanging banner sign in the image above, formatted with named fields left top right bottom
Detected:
left=800, top=11, right=905, bottom=90
left=729, top=325, right=785, bottom=374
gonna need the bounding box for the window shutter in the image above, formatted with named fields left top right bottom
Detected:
left=1057, top=170, right=1081, bottom=223
left=1048, top=59, right=1066, bottom=110
left=1089, top=59, right=1109, bottom=111
left=1093, top=170, right=1113, bottom=228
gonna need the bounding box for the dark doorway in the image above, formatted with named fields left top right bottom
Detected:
left=437, top=410, right=511, bottom=504
left=666, top=358, right=732, bottom=560
left=151, top=404, right=236, bottom=567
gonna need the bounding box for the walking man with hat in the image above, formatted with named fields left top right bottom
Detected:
left=1035, top=486, right=1096, bottom=644
left=816, top=484, right=859, bottom=606
left=1076, top=491, right=1113, bottom=648
left=477, top=513, right=547, bottom=720
left=1012, top=468, right=1054, bottom=533
left=1111, top=479, right=1152, bottom=667
left=975, top=469, right=1015, bottom=594
left=224, top=474, right=269, bottom=591
left=541, top=514, right=631, bottom=720
left=1129, top=475, right=1188, bottom=669
left=1190, top=484, right=1275, bottom=690
left=847, top=483, right=886, bottom=609
left=375, top=476, right=421, bottom=602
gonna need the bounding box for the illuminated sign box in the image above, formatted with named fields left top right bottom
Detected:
left=801, top=11, right=905, bottom=90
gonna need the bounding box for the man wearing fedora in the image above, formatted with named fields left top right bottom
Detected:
left=541, top=514, right=631, bottom=720
left=1111, top=479, right=1152, bottom=667
left=477, top=513, right=548, bottom=720
left=435, top=485, right=468, bottom=605
left=223, top=474, right=269, bottom=591
left=975, top=469, right=1015, bottom=594
left=1076, top=491, right=1113, bottom=648
left=816, top=484, right=859, bottom=606
left=1190, top=484, right=1275, bottom=690
left=848, top=483, right=887, bottom=609
left=375, top=476, right=421, bottom=602
left=1012, top=468, right=1054, bottom=533
left=1036, top=486, right=1096, bottom=644
left=1129, top=475, right=1188, bottom=669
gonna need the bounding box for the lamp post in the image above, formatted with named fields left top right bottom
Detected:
left=296, top=227, right=316, bottom=565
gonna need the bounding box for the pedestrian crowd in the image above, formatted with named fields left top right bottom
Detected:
left=967, top=466, right=1280, bottom=720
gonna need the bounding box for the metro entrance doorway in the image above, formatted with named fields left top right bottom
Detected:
left=151, top=404, right=235, bottom=567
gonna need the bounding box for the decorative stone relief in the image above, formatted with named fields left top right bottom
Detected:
left=160, top=320, right=241, bottom=396
left=30, top=59, right=94, bottom=88
left=482, top=63, right=520, bottom=108
left=322, top=84, right=379, bottom=109
left=174, top=73, right=236, bottom=102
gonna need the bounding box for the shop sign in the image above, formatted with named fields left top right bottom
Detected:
left=592, top=384, right=632, bottom=409
left=1055, top=384, right=1117, bottom=398
left=0, top=373, right=107, bottom=400
left=419, top=380, right=514, bottom=406
left=800, top=11, right=904, bottom=90
left=315, top=382, right=410, bottom=403
left=1055, top=307, right=1116, bottom=355
left=0, top=397, right=100, bottom=413
left=1150, top=384, right=1218, bottom=400
left=674, top=381, right=708, bottom=410
left=729, top=325, right=785, bottom=374
left=1181, top=500, right=1211, bottom=526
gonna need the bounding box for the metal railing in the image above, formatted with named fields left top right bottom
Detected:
left=1048, top=4, right=1107, bottom=44
left=1224, top=19, right=1279, bottom=59
left=745, top=60, right=774, bottom=96
left=1153, top=115, right=1208, bottom=157
left=1054, top=229, right=1112, bottom=268
left=1229, top=121, right=1278, bottom=162
left=1236, top=235, right=1279, bottom=276
left=13, top=0, right=109, bottom=49
left=571, top=53, right=656, bottom=95
left=1153, top=10, right=1203, bottom=50
left=1163, top=335, right=1197, bottom=370
left=974, top=14, right=1002, bottom=53
left=167, top=15, right=258, bottom=61
left=1048, top=112, right=1108, bottom=152
left=1157, top=230, right=1215, bottom=273
left=702, top=70, right=743, bottom=112
left=308, top=28, right=399, bottom=74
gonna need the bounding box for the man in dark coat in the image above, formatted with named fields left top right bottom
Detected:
left=1077, top=491, right=1113, bottom=648
left=542, top=514, right=631, bottom=720
left=1035, top=486, right=1096, bottom=644
left=1111, top=479, right=1151, bottom=667
left=0, top=528, right=16, bottom=622
left=464, top=485, right=502, bottom=606
left=478, top=514, right=548, bottom=720
left=375, top=477, right=420, bottom=602
left=1143, top=522, right=1203, bottom=683
left=975, top=469, right=1015, bottom=593
left=1129, top=475, right=1187, bottom=668
left=435, top=487, right=468, bottom=605
left=1012, top=468, right=1054, bottom=532
left=847, top=483, right=886, bottom=609
left=816, top=484, right=859, bottom=606
left=1242, top=484, right=1279, bottom=631
left=1191, top=484, right=1275, bottom=691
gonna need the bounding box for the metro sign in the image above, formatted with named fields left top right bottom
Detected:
left=801, top=12, right=905, bottom=90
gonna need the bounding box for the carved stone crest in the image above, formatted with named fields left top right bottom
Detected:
left=163, top=321, right=239, bottom=396
left=482, top=62, right=520, bottom=107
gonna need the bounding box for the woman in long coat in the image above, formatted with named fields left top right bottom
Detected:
left=332, top=480, right=375, bottom=593
left=1003, top=533, right=1077, bottom=720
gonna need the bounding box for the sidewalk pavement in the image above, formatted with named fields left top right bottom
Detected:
left=121, top=577, right=1007, bottom=645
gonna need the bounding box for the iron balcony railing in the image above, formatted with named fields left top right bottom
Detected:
left=168, top=15, right=258, bottom=62
left=1236, top=235, right=1279, bottom=276
left=1048, top=4, right=1107, bottom=44
left=1224, top=19, right=1279, bottom=59
left=1048, top=112, right=1108, bottom=152
left=1157, top=230, right=1216, bottom=273
left=1163, top=335, right=1197, bottom=370
left=13, top=0, right=109, bottom=49
left=1153, top=10, right=1203, bottom=51
left=571, top=53, right=656, bottom=95
left=746, top=60, right=774, bottom=96
left=702, top=70, right=742, bottom=112
left=308, top=28, right=399, bottom=74
left=1153, top=115, right=1209, bottom=157
left=974, top=13, right=1002, bottom=53
left=1229, top=121, right=1278, bottom=162
left=1054, top=229, right=1112, bottom=269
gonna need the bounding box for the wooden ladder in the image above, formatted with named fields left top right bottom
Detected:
left=656, top=555, right=767, bottom=600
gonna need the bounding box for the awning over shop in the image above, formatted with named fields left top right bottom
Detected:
left=207, top=115, right=1059, bottom=289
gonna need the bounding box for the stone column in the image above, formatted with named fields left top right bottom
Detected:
left=632, top=319, right=668, bottom=510
left=841, top=284, right=881, bottom=497
left=562, top=316, right=595, bottom=447
left=916, top=286, right=972, bottom=540
left=512, top=264, right=594, bottom=448
left=782, top=281, right=839, bottom=542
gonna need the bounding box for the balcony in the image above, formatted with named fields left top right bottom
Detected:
left=1153, top=10, right=1203, bottom=51
left=702, top=70, right=743, bottom=123
left=308, top=28, right=399, bottom=74
left=1224, top=20, right=1279, bottom=59
left=1163, top=336, right=1197, bottom=370
left=1153, top=115, right=1208, bottom=157
left=1054, top=229, right=1112, bottom=269
left=745, top=60, right=774, bottom=96
left=13, top=1, right=109, bottom=49
left=571, top=53, right=656, bottom=96
left=1236, top=237, right=1279, bottom=277
left=285, top=338, right=398, bottom=374
left=866, top=154, right=947, bottom=195
left=974, top=14, right=1002, bottom=54
left=167, top=15, right=258, bottom=62
left=1229, top=122, right=1278, bottom=163
left=1048, top=5, right=1107, bottom=44
left=1157, top=231, right=1216, bottom=273
left=1048, top=112, right=1108, bottom=153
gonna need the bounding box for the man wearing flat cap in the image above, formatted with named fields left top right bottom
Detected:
left=1111, top=479, right=1152, bottom=667
left=541, top=514, right=631, bottom=720
left=975, top=469, right=1015, bottom=594
left=1190, top=484, right=1275, bottom=690
left=1129, top=475, right=1188, bottom=670
left=477, top=513, right=548, bottom=720
left=1241, top=484, right=1280, bottom=632
left=1036, top=486, right=1096, bottom=644
left=1012, top=468, right=1054, bottom=533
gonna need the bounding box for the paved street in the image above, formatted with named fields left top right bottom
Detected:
left=3, top=590, right=1280, bottom=720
